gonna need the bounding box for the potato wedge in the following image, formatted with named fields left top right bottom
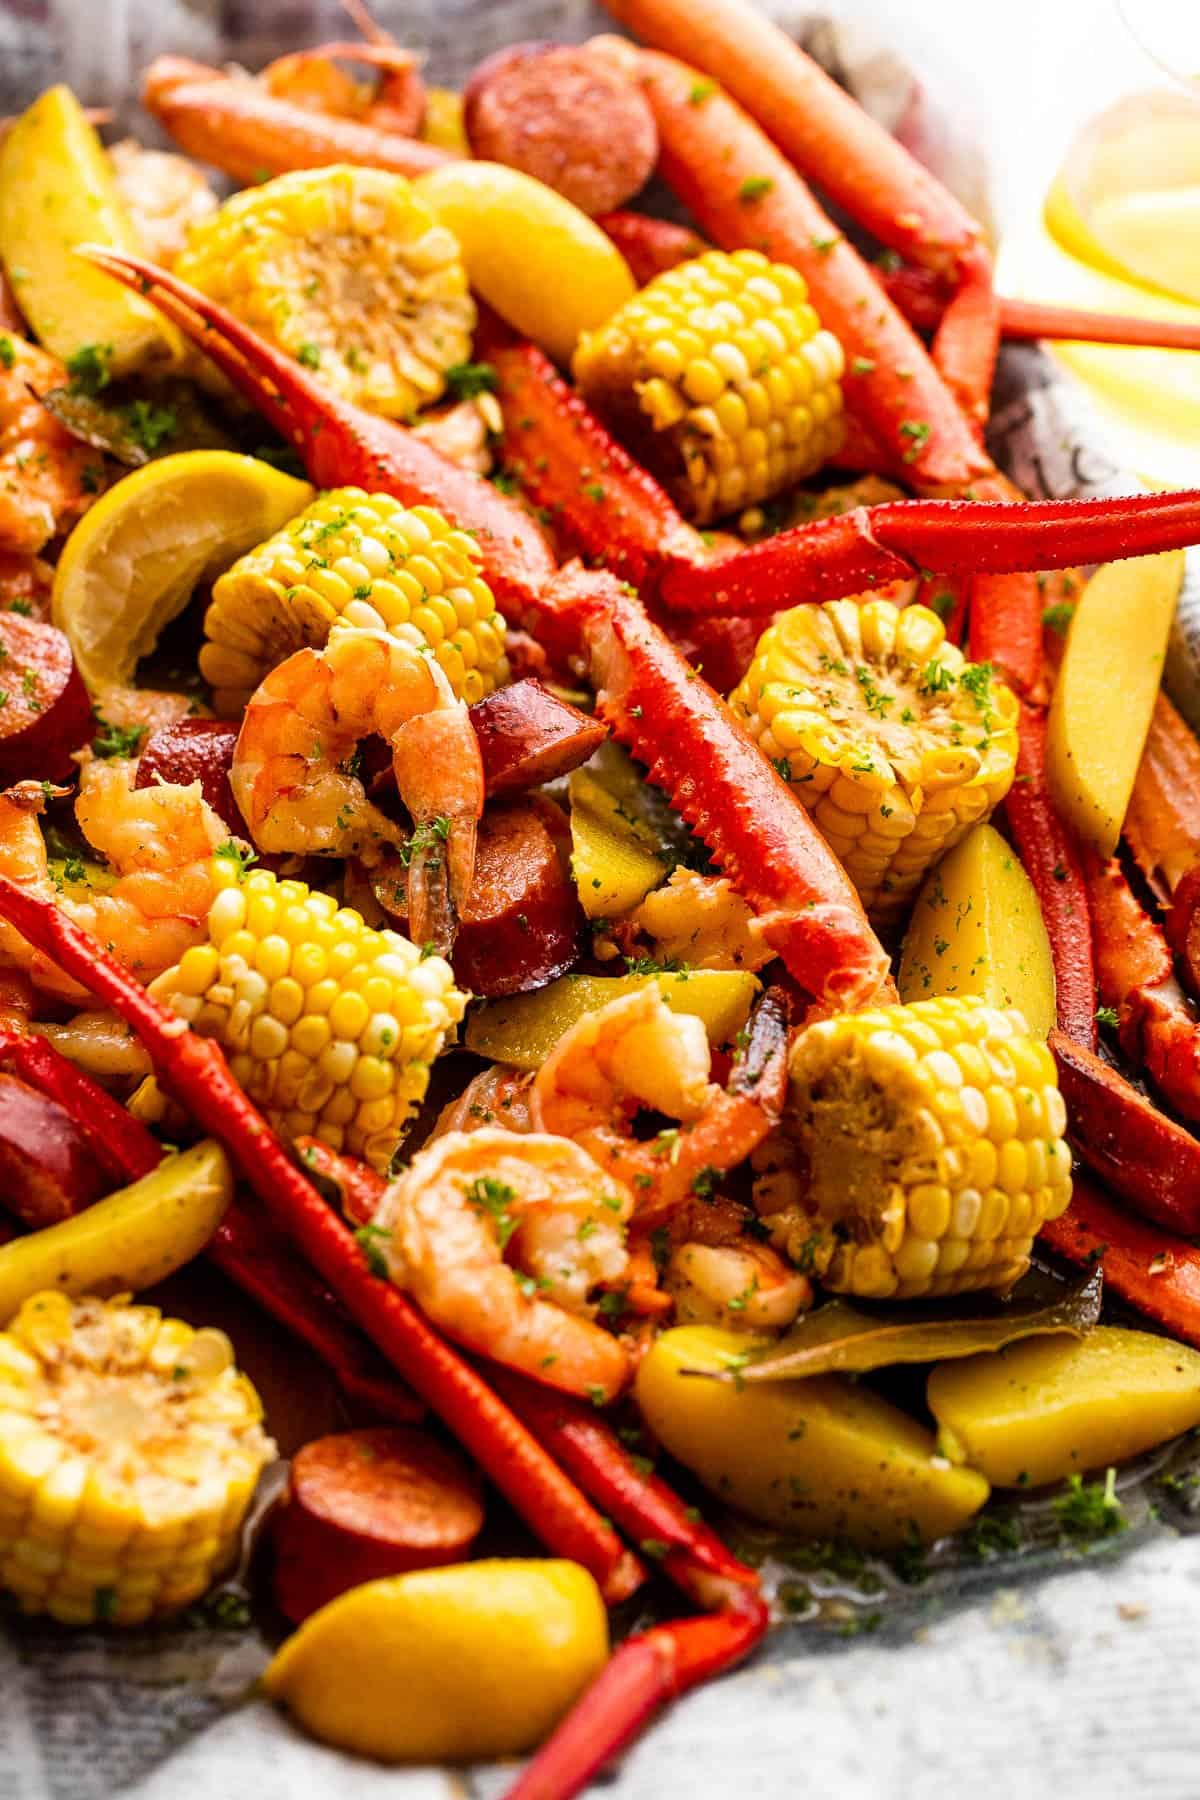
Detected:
left=1046, top=550, right=1184, bottom=855
left=0, top=1139, right=232, bottom=1322
left=898, top=823, right=1056, bottom=1038
left=0, top=86, right=176, bottom=374
left=636, top=1325, right=989, bottom=1549
left=465, top=970, right=759, bottom=1070
left=927, top=1324, right=1200, bottom=1487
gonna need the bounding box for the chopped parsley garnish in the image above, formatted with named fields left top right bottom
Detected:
left=738, top=176, right=774, bottom=203
left=465, top=1176, right=519, bottom=1250
left=65, top=342, right=113, bottom=396
left=354, top=1222, right=392, bottom=1278
left=444, top=360, right=499, bottom=400
left=1053, top=1468, right=1127, bottom=1544
left=91, top=718, right=146, bottom=759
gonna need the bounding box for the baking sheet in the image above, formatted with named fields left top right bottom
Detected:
left=0, top=4, right=1197, bottom=1796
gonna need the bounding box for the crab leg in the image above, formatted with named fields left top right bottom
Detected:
left=0, top=880, right=643, bottom=1603
left=658, top=489, right=1200, bottom=619
left=1042, top=1170, right=1200, bottom=1349
left=141, top=55, right=451, bottom=185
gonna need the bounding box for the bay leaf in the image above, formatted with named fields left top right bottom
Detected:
left=689, top=1268, right=1103, bottom=1384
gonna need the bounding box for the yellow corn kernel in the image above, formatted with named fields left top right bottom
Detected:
left=730, top=599, right=1019, bottom=923
left=200, top=488, right=509, bottom=713
left=762, top=996, right=1071, bottom=1301
left=175, top=165, right=474, bottom=420
left=151, top=861, right=468, bottom=1173
left=573, top=249, right=844, bottom=525
left=0, top=1293, right=273, bottom=1627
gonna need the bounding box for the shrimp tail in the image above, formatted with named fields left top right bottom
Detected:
left=392, top=706, right=484, bottom=955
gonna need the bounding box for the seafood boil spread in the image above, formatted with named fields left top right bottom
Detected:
left=1, top=0, right=1200, bottom=1788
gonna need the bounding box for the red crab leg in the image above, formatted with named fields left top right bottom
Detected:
left=0, top=882, right=641, bottom=1604
left=1004, top=703, right=1096, bottom=1049
left=658, top=489, right=1200, bottom=618
left=595, top=211, right=710, bottom=287
left=1083, top=848, right=1200, bottom=1125
left=568, top=566, right=892, bottom=1009
left=1042, top=1171, right=1200, bottom=1349
left=0, top=1029, right=424, bottom=1422
left=1050, top=1029, right=1200, bottom=1237
left=79, top=247, right=564, bottom=643
left=504, top=1590, right=769, bottom=1800
left=141, top=55, right=451, bottom=184
left=880, top=262, right=1200, bottom=354
left=587, top=35, right=988, bottom=492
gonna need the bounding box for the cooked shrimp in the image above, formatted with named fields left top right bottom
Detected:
left=431, top=1062, right=534, bottom=1137
left=0, top=759, right=227, bottom=999
left=666, top=1240, right=811, bottom=1332
left=230, top=623, right=483, bottom=952
left=412, top=398, right=501, bottom=475
left=530, top=987, right=777, bottom=1224
left=376, top=1127, right=633, bottom=1400
left=0, top=337, right=97, bottom=556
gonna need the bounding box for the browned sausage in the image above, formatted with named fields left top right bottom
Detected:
left=454, top=797, right=580, bottom=996
left=0, top=614, right=92, bottom=783
left=270, top=1427, right=484, bottom=1623
left=366, top=797, right=580, bottom=996
left=0, top=1072, right=108, bottom=1229
left=596, top=211, right=709, bottom=285
left=463, top=42, right=658, bottom=216
left=135, top=718, right=242, bottom=833
left=470, top=678, right=606, bottom=797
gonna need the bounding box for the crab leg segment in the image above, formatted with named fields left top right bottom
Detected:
left=659, top=489, right=1200, bottom=619
left=0, top=880, right=640, bottom=1603
left=1003, top=704, right=1096, bottom=1049
left=504, top=1591, right=769, bottom=1800
left=878, top=263, right=1200, bottom=355
left=1042, top=1171, right=1200, bottom=1349
left=79, top=247, right=562, bottom=637
left=570, top=567, right=892, bottom=1008
left=141, top=54, right=451, bottom=185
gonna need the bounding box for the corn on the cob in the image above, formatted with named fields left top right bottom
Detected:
left=200, top=488, right=509, bottom=713
left=572, top=249, right=844, bottom=525
left=730, top=599, right=1018, bottom=924
left=151, top=859, right=468, bottom=1172
left=0, top=1291, right=273, bottom=1626
left=759, top=996, right=1072, bottom=1301
left=175, top=165, right=474, bottom=420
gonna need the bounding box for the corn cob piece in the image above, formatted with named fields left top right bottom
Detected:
left=151, top=859, right=467, bottom=1172
left=174, top=165, right=474, bottom=420
left=730, top=599, right=1018, bottom=924
left=0, top=1291, right=273, bottom=1626
left=762, top=996, right=1072, bottom=1301
left=572, top=248, right=844, bottom=524
left=200, top=488, right=509, bottom=712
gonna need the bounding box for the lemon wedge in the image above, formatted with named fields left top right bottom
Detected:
left=262, top=1559, right=608, bottom=1762
left=414, top=162, right=635, bottom=364
left=51, top=452, right=314, bottom=694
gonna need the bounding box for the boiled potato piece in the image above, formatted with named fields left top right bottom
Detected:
left=0, top=86, right=176, bottom=374
left=466, top=970, right=759, bottom=1070
left=263, top=1560, right=607, bottom=1762
left=898, top=823, right=1056, bottom=1038
left=928, top=1324, right=1200, bottom=1487
left=636, top=1326, right=989, bottom=1549
left=1046, top=550, right=1184, bottom=855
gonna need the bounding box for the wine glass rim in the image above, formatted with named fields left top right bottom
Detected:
left=1114, top=0, right=1200, bottom=96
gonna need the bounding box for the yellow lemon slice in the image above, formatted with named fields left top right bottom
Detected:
left=414, top=161, right=635, bottom=364
left=262, top=1559, right=608, bottom=1763
left=0, top=85, right=177, bottom=375
left=51, top=452, right=314, bottom=694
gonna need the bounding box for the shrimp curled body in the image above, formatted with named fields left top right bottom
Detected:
left=531, top=987, right=776, bottom=1223
left=0, top=759, right=226, bottom=998
left=231, top=623, right=483, bottom=951
left=376, top=1127, right=634, bottom=1401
